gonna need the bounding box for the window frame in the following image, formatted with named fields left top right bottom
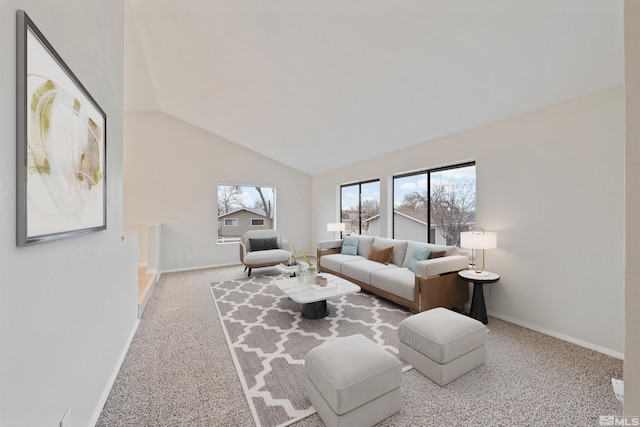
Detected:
left=217, top=184, right=276, bottom=244
left=250, top=218, right=265, bottom=227
left=224, top=218, right=238, bottom=227
left=392, top=162, right=476, bottom=245
left=340, top=178, right=380, bottom=236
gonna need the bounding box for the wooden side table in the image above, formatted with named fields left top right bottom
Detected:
left=458, top=270, right=500, bottom=325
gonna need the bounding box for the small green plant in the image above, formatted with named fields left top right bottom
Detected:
left=299, top=254, right=313, bottom=266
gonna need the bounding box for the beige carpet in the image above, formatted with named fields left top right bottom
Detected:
left=97, top=265, right=623, bottom=426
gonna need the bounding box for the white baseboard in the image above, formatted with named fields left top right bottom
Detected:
left=89, top=318, right=140, bottom=426
left=160, top=262, right=243, bottom=275
left=487, top=310, right=624, bottom=360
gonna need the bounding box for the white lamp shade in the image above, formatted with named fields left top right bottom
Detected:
left=460, top=231, right=497, bottom=249
left=327, top=222, right=345, bottom=232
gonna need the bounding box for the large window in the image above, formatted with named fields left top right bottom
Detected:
left=217, top=185, right=275, bottom=243
left=393, top=163, right=475, bottom=246
left=340, top=180, right=380, bottom=236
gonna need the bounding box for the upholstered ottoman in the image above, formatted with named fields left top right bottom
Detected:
left=398, top=307, right=486, bottom=386
left=305, top=334, right=402, bottom=427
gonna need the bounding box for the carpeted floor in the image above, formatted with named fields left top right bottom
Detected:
left=210, top=274, right=413, bottom=427
left=97, top=265, right=623, bottom=427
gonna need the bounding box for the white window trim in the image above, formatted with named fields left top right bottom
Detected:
left=224, top=218, right=238, bottom=226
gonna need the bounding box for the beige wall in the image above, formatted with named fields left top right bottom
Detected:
left=313, top=86, right=625, bottom=356
left=625, top=0, right=640, bottom=416
left=0, top=1, right=138, bottom=426
left=123, top=111, right=313, bottom=272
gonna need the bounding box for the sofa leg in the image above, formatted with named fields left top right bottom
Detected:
left=247, top=268, right=252, bottom=277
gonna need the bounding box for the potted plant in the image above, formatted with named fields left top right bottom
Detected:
left=299, top=254, right=317, bottom=284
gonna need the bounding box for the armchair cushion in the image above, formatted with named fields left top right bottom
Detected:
left=249, top=237, right=279, bottom=252
left=244, top=249, right=291, bottom=266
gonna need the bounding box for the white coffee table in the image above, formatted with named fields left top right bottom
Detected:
left=274, top=273, right=361, bottom=319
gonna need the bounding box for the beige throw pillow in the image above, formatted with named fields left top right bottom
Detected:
left=429, top=250, right=447, bottom=259
left=367, top=245, right=394, bottom=265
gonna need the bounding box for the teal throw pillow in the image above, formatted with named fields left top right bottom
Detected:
left=408, top=247, right=431, bottom=272
left=341, top=236, right=359, bottom=256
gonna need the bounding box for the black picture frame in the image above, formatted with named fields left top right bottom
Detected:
left=16, top=10, right=107, bottom=246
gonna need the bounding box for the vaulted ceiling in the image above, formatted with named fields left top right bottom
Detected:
left=124, top=0, right=624, bottom=175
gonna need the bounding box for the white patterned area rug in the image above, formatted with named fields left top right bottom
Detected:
left=209, top=274, right=412, bottom=427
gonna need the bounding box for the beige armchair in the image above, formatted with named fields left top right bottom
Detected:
left=239, top=230, right=291, bottom=276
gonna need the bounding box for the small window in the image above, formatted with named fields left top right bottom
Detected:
left=251, top=218, right=265, bottom=226
left=217, top=184, right=276, bottom=244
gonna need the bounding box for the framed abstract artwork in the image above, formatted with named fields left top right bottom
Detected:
left=16, top=10, right=107, bottom=246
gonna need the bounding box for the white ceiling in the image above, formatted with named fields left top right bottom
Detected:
left=125, top=0, right=624, bottom=175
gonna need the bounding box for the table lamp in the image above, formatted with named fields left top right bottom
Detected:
left=460, top=229, right=497, bottom=274
left=327, top=222, right=345, bottom=240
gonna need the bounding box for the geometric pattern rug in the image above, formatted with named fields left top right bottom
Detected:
left=209, top=274, right=413, bottom=427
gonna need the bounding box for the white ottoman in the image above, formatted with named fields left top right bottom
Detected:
left=398, top=307, right=486, bottom=386
left=305, top=334, right=402, bottom=427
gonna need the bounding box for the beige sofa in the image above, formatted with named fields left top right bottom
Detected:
left=317, top=236, right=469, bottom=312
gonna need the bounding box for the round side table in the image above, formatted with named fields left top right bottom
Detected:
left=458, top=270, right=500, bottom=325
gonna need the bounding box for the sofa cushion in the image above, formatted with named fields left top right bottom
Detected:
left=342, top=259, right=398, bottom=285
left=357, top=236, right=376, bottom=258
left=373, top=237, right=408, bottom=267
left=367, top=245, right=394, bottom=265
left=341, top=236, right=360, bottom=255
left=370, top=268, right=416, bottom=302
left=408, top=247, right=432, bottom=272
left=249, top=237, right=279, bottom=252
left=320, top=254, right=365, bottom=274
